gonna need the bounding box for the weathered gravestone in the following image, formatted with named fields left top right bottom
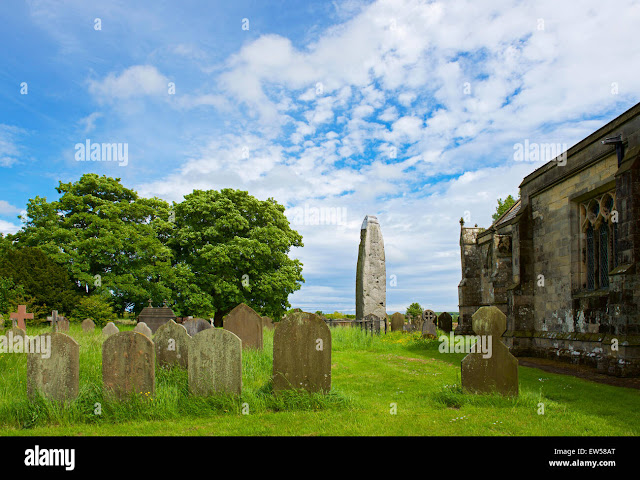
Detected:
left=438, top=312, right=453, bottom=332
left=47, top=311, right=70, bottom=332
left=102, top=322, right=119, bottom=337
left=27, top=333, right=79, bottom=403
left=224, top=303, right=264, bottom=350
left=81, top=318, right=96, bottom=332
left=422, top=319, right=437, bottom=338
left=461, top=306, right=518, bottom=396
left=273, top=312, right=331, bottom=393
left=10, top=304, right=33, bottom=331
left=134, top=322, right=153, bottom=338
left=262, top=316, right=275, bottom=330
left=137, top=300, right=176, bottom=334
left=102, top=331, right=155, bottom=400
left=356, top=215, right=386, bottom=321
left=390, top=312, right=405, bottom=332
left=422, top=309, right=437, bottom=328
left=363, top=313, right=385, bottom=335
left=188, top=329, right=242, bottom=396
left=154, top=319, right=190, bottom=368
left=182, top=318, right=212, bottom=337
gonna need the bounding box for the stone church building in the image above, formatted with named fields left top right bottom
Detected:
left=457, top=102, right=640, bottom=377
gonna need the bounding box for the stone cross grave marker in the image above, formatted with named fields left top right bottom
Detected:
left=27, top=333, right=79, bottom=403
left=10, top=304, right=33, bottom=331
left=422, top=309, right=437, bottom=327
left=154, top=319, right=190, bottom=369
left=188, top=328, right=242, bottom=396
left=102, top=331, right=155, bottom=401
left=461, top=306, right=518, bottom=396
left=273, top=312, right=331, bottom=393
left=224, top=303, right=264, bottom=350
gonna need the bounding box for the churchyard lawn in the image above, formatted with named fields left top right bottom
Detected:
left=0, top=325, right=638, bottom=436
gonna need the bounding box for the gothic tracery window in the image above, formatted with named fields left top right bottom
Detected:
left=580, top=191, right=617, bottom=291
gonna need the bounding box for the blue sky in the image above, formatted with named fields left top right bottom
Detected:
left=1, top=0, right=639, bottom=314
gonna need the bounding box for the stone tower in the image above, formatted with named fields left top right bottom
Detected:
left=356, top=215, right=386, bottom=320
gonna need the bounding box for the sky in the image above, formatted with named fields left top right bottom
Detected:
left=1, top=0, right=639, bottom=314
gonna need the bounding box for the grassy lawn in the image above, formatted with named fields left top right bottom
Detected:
left=0, top=324, right=638, bottom=436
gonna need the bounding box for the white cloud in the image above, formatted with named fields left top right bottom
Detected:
left=89, top=65, right=170, bottom=101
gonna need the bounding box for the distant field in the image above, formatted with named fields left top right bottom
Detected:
left=0, top=324, right=637, bottom=436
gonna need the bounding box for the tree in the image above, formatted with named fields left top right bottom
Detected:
left=12, top=174, right=175, bottom=315
left=171, top=189, right=304, bottom=325
left=70, top=295, right=114, bottom=327
left=0, top=246, right=82, bottom=317
left=406, top=302, right=423, bottom=319
left=492, top=194, right=518, bottom=222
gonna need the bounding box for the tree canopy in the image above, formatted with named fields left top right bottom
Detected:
left=492, top=194, right=518, bottom=223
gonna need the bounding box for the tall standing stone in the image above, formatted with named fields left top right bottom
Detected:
left=273, top=312, right=331, bottom=393
left=461, top=306, right=518, bottom=396
left=188, top=329, right=242, bottom=396
left=102, top=332, right=155, bottom=400
left=356, top=215, right=386, bottom=321
left=438, top=312, right=453, bottom=332
left=27, top=333, right=79, bottom=403
left=154, top=319, right=190, bottom=369
left=390, top=312, right=405, bottom=332
left=224, top=303, right=263, bottom=350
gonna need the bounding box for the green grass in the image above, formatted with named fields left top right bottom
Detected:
left=0, top=325, right=638, bottom=436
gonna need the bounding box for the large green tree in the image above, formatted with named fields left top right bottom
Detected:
left=172, top=189, right=304, bottom=325
left=492, top=194, right=518, bottom=222
left=12, top=174, right=175, bottom=314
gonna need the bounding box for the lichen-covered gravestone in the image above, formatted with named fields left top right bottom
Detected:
left=224, top=303, right=264, bottom=350
left=102, top=331, right=155, bottom=400
left=356, top=215, right=386, bottom=321
left=438, top=312, right=453, bottom=332
left=102, top=322, right=119, bottom=337
left=81, top=318, right=96, bottom=332
left=182, top=318, right=212, bottom=337
left=134, top=322, right=153, bottom=338
left=188, top=329, right=242, bottom=396
left=273, top=312, right=331, bottom=393
left=422, top=319, right=437, bottom=338
left=27, top=333, right=79, bottom=403
left=154, top=319, right=190, bottom=368
left=461, top=306, right=518, bottom=396
left=390, top=312, right=405, bottom=332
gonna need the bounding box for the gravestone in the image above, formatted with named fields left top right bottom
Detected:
left=224, top=303, right=263, bottom=350
left=102, top=322, right=119, bottom=337
left=134, top=322, right=153, bottom=339
left=422, top=310, right=437, bottom=327
left=363, top=313, right=385, bottom=335
left=422, top=319, right=437, bottom=338
left=356, top=215, right=386, bottom=321
left=27, top=333, right=79, bottom=403
left=262, top=316, right=275, bottom=330
left=273, top=312, right=331, bottom=393
left=7, top=326, right=25, bottom=339
left=188, top=328, right=242, bottom=396
left=10, top=304, right=33, bottom=331
left=56, top=316, right=70, bottom=332
left=154, top=319, right=190, bottom=368
left=438, top=312, right=453, bottom=332
left=390, top=312, right=405, bottom=332
left=102, top=331, right=155, bottom=401
left=182, top=318, right=212, bottom=337
left=137, top=300, right=176, bottom=334
left=461, top=306, right=518, bottom=396
left=81, top=318, right=96, bottom=332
